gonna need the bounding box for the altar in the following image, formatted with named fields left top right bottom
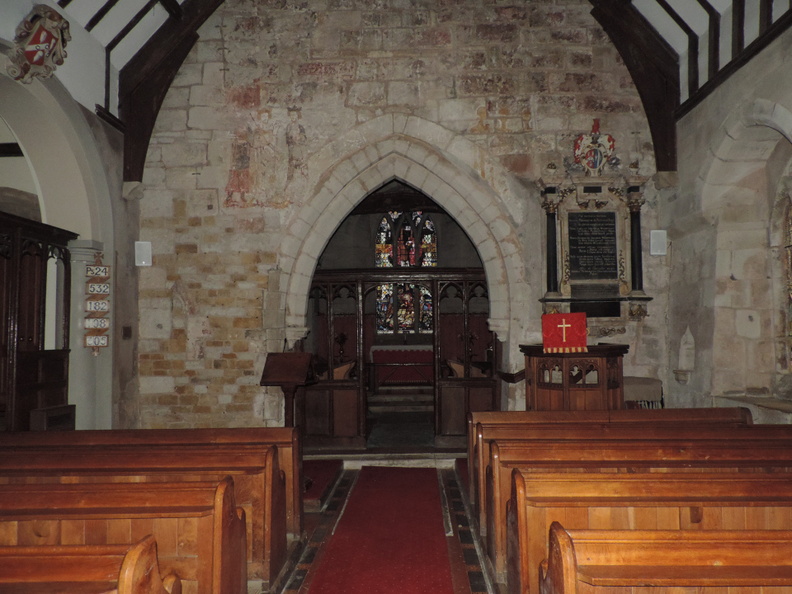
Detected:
left=370, top=345, right=434, bottom=388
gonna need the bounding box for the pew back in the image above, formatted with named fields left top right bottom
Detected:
left=0, top=426, right=302, bottom=537
left=486, top=436, right=792, bottom=588
left=0, top=478, right=246, bottom=594
left=0, top=534, right=181, bottom=594
left=540, top=522, right=792, bottom=594
left=468, top=408, right=754, bottom=531
left=508, top=470, right=792, bottom=594
left=0, top=443, right=286, bottom=589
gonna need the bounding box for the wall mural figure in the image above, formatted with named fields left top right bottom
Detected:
left=286, top=108, right=308, bottom=182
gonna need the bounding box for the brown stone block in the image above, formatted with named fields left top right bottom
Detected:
left=567, top=50, right=593, bottom=69
left=528, top=6, right=566, bottom=27
left=382, top=28, right=414, bottom=51
left=175, top=243, right=199, bottom=254
left=476, top=24, right=518, bottom=43
left=581, top=96, right=637, bottom=113
left=458, top=74, right=516, bottom=97
left=552, top=72, right=604, bottom=93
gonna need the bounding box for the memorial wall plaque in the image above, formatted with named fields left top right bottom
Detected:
left=568, top=211, right=617, bottom=280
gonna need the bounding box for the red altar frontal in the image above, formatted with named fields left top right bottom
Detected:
left=370, top=345, right=434, bottom=387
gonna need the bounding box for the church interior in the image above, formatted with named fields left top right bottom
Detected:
left=4, top=1, right=792, bottom=593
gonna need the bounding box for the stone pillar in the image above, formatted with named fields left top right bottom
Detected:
left=541, top=189, right=562, bottom=298
left=627, top=189, right=646, bottom=295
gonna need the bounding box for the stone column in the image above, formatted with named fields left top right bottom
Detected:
left=627, top=189, right=646, bottom=295
left=541, top=189, right=562, bottom=298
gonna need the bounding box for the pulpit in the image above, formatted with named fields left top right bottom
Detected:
left=520, top=343, right=628, bottom=411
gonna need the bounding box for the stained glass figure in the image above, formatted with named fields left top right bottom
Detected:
left=418, top=285, right=433, bottom=333
left=397, top=221, right=416, bottom=266
left=376, top=216, right=393, bottom=268
left=420, top=217, right=436, bottom=267
left=397, top=284, right=415, bottom=332
left=376, top=284, right=394, bottom=333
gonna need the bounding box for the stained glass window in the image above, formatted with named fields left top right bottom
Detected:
left=375, top=211, right=437, bottom=334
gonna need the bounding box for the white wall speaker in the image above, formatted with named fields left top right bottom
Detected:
left=649, top=230, right=667, bottom=256
left=135, top=241, right=152, bottom=266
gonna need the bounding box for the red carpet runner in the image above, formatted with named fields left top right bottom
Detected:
left=305, top=466, right=455, bottom=594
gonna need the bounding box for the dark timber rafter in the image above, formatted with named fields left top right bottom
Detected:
left=119, top=0, right=225, bottom=182
left=589, top=0, right=679, bottom=172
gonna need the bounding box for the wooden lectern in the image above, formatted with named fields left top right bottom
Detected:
left=260, top=352, right=315, bottom=427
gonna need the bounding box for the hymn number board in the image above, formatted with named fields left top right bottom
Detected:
left=85, top=263, right=110, bottom=351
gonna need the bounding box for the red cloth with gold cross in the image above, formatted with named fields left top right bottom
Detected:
left=542, top=312, right=588, bottom=353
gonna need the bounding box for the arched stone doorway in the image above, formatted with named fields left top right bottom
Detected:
left=0, top=67, right=118, bottom=429
left=276, top=116, right=532, bottom=448
left=303, top=180, right=497, bottom=449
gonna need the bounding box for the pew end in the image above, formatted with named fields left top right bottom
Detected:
left=541, top=522, right=792, bottom=593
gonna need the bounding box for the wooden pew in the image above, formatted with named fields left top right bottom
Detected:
left=507, top=470, right=792, bottom=594
left=486, top=432, right=792, bottom=585
left=0, top=426, right=303, bottom=538
left=0, top=534, right=182, bottom=594
left=0, top=443, right=287, bottom=590
left=467, top=407, right=753, bottom=530
left=539, top=522, right=792, bottom=594
left=0, top=477, right=246, bottom=594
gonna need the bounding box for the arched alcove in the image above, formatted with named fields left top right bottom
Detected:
left=0, top=62, right=118, bottom=430
left=696, top=98, right=792, bottom=398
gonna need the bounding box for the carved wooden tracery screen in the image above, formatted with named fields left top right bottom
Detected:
left=0, top=211, right=77, bottom=431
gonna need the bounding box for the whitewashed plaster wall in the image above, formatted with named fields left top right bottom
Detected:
left=671, top=29, right=792, bottom=407
left=0, top=1, right=109, bottom=113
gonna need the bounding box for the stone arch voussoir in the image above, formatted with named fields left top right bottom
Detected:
left=281, top=127, right=524, bottom=346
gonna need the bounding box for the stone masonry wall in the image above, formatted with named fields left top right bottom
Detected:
left=137, top=0, right=662, bottom=428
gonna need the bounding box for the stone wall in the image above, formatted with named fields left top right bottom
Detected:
left=138, top=0, right=663, bottom=428
left=671, top=29, right=792, bottom=407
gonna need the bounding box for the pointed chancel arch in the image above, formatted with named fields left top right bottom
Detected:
left=279, top=119, right=529, bottom=352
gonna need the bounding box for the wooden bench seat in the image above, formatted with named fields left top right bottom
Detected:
left=0, top=443, right=286, bottom=590
left=486, top=435, right=792, bottom=586
left=0, top=427, right=303, bottom=538
left=506, top=470, right=792, bottom=594
left=0, top=477, right=246, bottom=594
left=467, top=408, right=753, bottom=530
left=540, top=523, right=792, bottom=594
left=0, top=534, right=181, bottom=594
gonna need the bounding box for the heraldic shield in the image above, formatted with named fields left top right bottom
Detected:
left=7, top=5, right=71, bottom=83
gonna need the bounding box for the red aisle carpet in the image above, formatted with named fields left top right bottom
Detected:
left=305, top=466, right=455, bottom=594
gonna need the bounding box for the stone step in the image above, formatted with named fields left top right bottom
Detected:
left=369, top=404, right=434, bottom=413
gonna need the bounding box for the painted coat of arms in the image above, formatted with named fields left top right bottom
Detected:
left=7, top=5, right=71, bottom=83
left=572, top=119, right=616, bottom=176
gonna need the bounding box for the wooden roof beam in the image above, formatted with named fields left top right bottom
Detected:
left=119, top=0, right=225, bottom=182
left=589, top=0, right=680, bottom=172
